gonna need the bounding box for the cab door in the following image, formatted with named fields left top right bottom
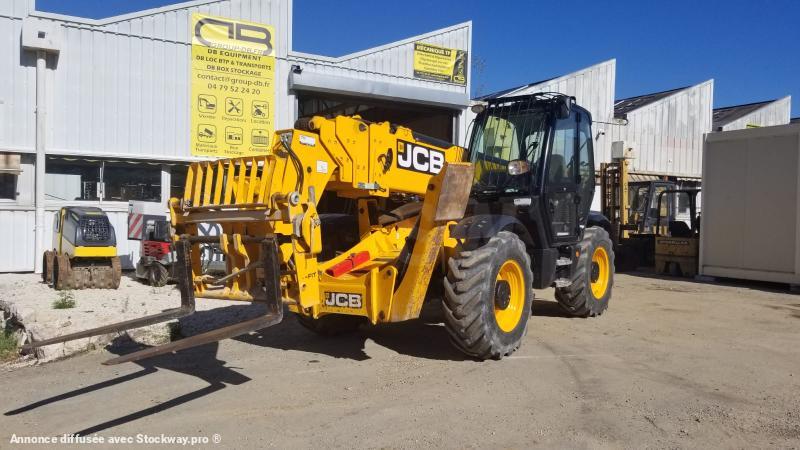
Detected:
left=543, top=110, right=580, bottom=243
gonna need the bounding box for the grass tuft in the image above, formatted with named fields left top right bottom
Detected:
left=52, top=290, right=76, bottom=309
left=0, top=327, right=19, bottom=362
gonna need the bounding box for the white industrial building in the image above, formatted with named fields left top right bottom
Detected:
left=0, top=0, right=472, bottom=272
left=712, top=96, right=791, bottom=132
left=609, top=80, right=714, bottom=179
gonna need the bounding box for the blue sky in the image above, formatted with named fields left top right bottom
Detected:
left=37, top=0, right=800, bottom=115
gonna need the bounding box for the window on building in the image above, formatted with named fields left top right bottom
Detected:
left=45, top=158, right=101, bottom=201
left=103, top=163, right=161, bottom=202
left=0, top=153, right=21, bottom=201
left=0, top=173, right=17, bottom=200
left=170, top=165, right=189, bottom=199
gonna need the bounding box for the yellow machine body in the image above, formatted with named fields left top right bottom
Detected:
left=43, top=206, right=122, bottom=290
left=24, top=94, right=613, bottom=365
left=655, top=236, right=699, bottom=277
left=170, top=116, right=473, bottom=324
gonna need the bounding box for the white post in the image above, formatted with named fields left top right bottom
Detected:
left=34, top=50, right=47, bottom=274
left=161, top=164, right=170, bottom=208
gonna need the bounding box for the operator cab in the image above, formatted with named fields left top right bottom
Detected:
left=467, top=93, right=595, bottom=248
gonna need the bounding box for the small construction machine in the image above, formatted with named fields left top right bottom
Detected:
left=129, top=201, right=175, bottom=287
left=42, top=206, right=121, bottom=290
left=134, top=217, right=174, bottom=287
left=24, top=93, right=614, bottom=364
left=654, top=189, right=701, bottom=277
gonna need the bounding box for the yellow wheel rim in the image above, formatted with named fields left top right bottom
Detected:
left=493, top=260, right=526, bottom=332
left=590, top=246, right=610, bottom=299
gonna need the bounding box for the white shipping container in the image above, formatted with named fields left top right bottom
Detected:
left=700, top=123, right=800, bottom=285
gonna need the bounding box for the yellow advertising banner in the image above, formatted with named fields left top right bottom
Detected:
left=190, top=13, right=276, bottom=158
left=412, top=42, right=467, bottom=85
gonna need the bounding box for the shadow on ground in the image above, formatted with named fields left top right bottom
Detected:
left=4, top=338, right=248, bottom=436
left=176, top=303, right=470, bottom=362
left=3, top=302, right=473, bottom=435
left=4, top=295, right=585, bottom=434
left=532, top=299, right=572, bottom=318
left=622, top=269, right=799, bottom=295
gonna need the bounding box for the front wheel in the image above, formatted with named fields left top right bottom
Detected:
left=555, top=227, right=614, bottom=317
left=443, top=231, right=533, bottom=360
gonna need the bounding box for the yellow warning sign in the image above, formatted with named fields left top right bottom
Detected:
left=190, top=13, right=276, bottom=158
left=413, top=42, right=467, bottom=85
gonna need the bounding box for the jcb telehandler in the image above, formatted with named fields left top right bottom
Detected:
left=24, top=93, right=614, bottom=363
left=42, top=206, right=122, bottom=290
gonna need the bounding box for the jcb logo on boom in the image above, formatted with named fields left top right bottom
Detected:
left=194, top=16, right=274, bottom=56
left=397, top=141, right=445, bottom=175
left=324, top=292, right=363, bottom=309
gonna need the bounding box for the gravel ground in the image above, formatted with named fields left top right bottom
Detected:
left=0, top=273, right=799, bottom=448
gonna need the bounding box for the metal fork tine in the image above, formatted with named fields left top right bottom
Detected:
left=21, top=240, right=196, bottom=352
left=103, top=311, right=282, bottom=365
left=106, top=238, right=283, bottom=365
left=20, top=307, right=194, bottom=351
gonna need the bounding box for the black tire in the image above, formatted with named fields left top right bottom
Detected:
left=42, top=251, right=55, bottom=285
left=296, top=313, right=366, bottom=336
left=443, top=231, right=532, bottom=360
left=53, top=254, right=72, bottom=291
left=147, top=262, right=169, bottom=287
left=110, top=257, right=122, bottom=289
left=555, top=227, right=614, bottom=317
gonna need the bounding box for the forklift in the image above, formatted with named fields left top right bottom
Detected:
left=600, top=149, right=678, bottom=271
left=654, top=189, right=701, bottom=277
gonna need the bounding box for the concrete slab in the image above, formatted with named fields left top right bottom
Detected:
left=0, top=273, right=257, bottom=363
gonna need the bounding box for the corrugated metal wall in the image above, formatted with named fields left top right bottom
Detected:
left=1, top=0, right=473, bottom=272
left=0, top=208, right=144, bottom=273
left=0, top=0, right=294, bottom=271
left=0, top=0, right=36, bottom=153
left=503, top=59, right=616, bottom=169
left=720, top=96, right=792, bottom=131
left=287, top=22, right=471, bottom=142
left=0, top=210, right=36, bottom=272
left=35, top=0, right=292, bottom=160
left=610, top=80, right=713, bottom=177
left=335, top=23, right=470, bottom=96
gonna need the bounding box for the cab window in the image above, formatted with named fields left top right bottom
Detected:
left=549, top=111, right=577, bottom=183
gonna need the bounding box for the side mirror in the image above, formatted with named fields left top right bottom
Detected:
left=471, top=103, right=486, bottom=114
left=507, top=159, right=530, bottom=176
left=557, top=97, right=572, bottom=119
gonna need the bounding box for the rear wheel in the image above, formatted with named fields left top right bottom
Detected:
left=296, top=314, right=366, bottom=336
left=443, top=231, right=532, bottom=360
left=555, top=227, right=614, bottom=317
left=147, top=262, right=169, bottom=287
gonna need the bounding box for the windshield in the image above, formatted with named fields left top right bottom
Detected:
left=469, top=107, right=548, bottom=193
